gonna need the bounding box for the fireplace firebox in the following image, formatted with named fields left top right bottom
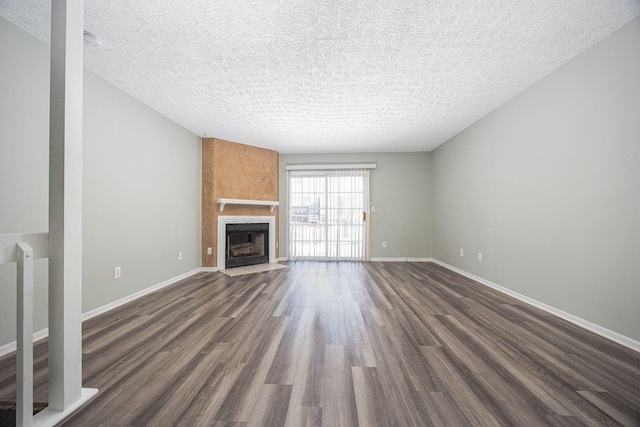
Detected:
left=225, top=223, right=269, bottom=268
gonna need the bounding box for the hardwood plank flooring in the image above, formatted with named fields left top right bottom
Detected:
left=0, top=261, right=639, bottom=426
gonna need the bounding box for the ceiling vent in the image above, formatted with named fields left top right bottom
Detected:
left=83, top=30, right=103, bottom=48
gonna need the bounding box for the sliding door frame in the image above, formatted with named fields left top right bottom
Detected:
left=286, top=163, right=375, bottom=262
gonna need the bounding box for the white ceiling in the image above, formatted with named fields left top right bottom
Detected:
left=2, top=1, right=639, bottom=153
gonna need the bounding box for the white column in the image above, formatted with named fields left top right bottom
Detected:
left=48, top=0, right=84, bottom=411
left=17, top=242, right=34, bottom=427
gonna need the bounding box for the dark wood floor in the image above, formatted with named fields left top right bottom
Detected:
left=1, top=262, right=639, bottom=426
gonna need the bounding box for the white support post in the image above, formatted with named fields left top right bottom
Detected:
left=46, top=0, right=94, bottom=416
left=17, top=242, right=34, bottom=427
left=34, top=1, right=98, bottom=424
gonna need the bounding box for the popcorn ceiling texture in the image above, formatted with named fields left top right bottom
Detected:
left=2, top=1, right=639, bottom=153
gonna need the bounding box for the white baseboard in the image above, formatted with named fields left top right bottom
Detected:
left=278, top=257, right=432, bottom=263
left=8, top=260, right=635, bottom=356
left=0, top=268, right=203, bottom=358
left=430, top=259, right=640, bottom=354
left=33, top=387, right=98, bottom=427
left=0, top=328, right=49, bottom=358
left=81, top=268, right=202, bottom=322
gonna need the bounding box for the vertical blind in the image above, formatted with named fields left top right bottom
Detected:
left=288, top=168, right=369, bottom=261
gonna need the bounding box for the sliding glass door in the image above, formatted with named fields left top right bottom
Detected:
left=288, top=168, right=369, bottom=261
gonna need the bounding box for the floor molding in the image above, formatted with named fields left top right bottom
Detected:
left=33, top=387, right=99, bottom=427
left=4, top=261, right=636, bottom=358
left=0, top=268, right=203, bottom=358
left=82, top=268, right=202, bottom=322
left=279, top=257, right=434, bottom=263
left=430, top=259, right=640, bottom=354
left=0, top=329, right=49, bottom=358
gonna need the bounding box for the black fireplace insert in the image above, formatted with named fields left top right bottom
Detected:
left=225, top=223, right=269, bottom=268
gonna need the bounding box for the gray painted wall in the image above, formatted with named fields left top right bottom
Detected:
left=279, top=152, right=432, bottom=260
left=432, top=17, right=640, bottom=341
left=0, top=18, right=201, bottom=347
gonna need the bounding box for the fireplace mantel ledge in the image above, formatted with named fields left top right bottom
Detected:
left=217, top=198, right=280, bottom=213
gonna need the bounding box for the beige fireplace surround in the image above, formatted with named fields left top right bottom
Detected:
left=202, top=138, right=279, bottom=268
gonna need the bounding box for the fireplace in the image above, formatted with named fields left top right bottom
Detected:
left=217, top=216, right=277, bottom=270
left=226, top=223, right=269, bottom=268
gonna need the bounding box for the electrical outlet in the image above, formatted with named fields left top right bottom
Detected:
left=460, top=248, right=464, bottom=256
left=113, top=266, right=121, bottom=280
left=178, top=252, right=183, bottom=260
left=382, top=241, right=387, bottom=248
left=371, top=206, right=376, bottom=213
left=207, top=247, right=212, bottom=255
left=478, top=252, right=483, bottom=262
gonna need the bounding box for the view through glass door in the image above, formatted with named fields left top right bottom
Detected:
left=288, top=168, right=369, bottom=261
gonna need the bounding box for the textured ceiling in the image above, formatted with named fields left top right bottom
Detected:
left=2, top=1, right=639, bottom=153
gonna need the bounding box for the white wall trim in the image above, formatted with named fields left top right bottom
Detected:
left=0, top=329, right=49, bottom=359
left=280, top=257, right=433, bottom=263
left=0, top=268, right=203, bottom=358
left=32, top=387, right=98, bottom=427
left=8, top=259, right=635, bottom=358
left=81, top=268, right=202, bottom=322
left=430, top=259, right=640, bottom=354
